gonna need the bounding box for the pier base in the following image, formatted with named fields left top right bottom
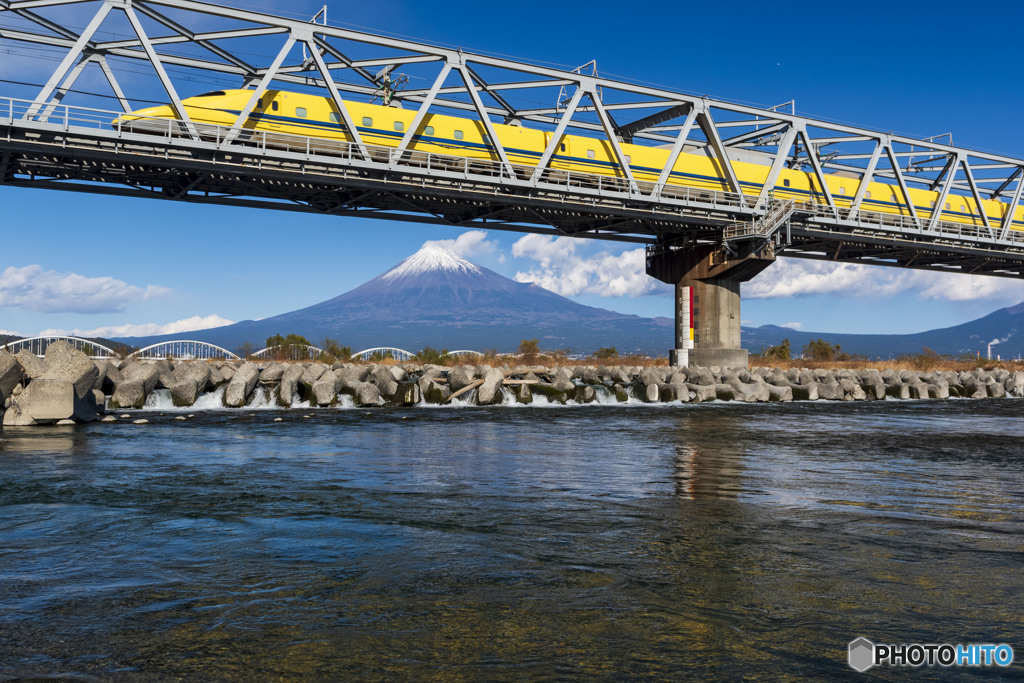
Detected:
left=647, top=240, right=775, bottom=369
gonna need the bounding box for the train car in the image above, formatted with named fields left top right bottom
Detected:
left=115, top=89, right=1023, bottom=231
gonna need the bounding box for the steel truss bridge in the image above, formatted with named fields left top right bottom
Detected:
left=2, top=0, right=1024, bottom=277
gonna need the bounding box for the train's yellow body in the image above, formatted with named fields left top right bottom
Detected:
left=118, top=89, right=1024, bottom=231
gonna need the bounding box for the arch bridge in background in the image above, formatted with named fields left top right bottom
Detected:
left=131, top=340, right=240, bottom=361
left=251, top=344, right=324, bottom=361
left=352, top=347, right=416, bottom=362
left=1, top=336, right=119, bottom=359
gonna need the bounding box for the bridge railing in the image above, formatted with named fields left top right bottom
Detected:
left=799, top=202, right=1024, bottom=247
left=1, top=95, right=750, bottom=213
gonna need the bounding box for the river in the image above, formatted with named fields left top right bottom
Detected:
left=1, top=398, right=1021, bottom=679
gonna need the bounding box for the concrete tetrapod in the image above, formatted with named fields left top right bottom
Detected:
left=224, top=362, right=260, bottom=407
left=476, top=368, right=506, bottom=405
left=7, top=360, right=1023, bottom=425
left=0, top=350, right=23, bottom=404
left=3, top=342, right=101, bottom=424
left=3, top=379, right=74, bottom=426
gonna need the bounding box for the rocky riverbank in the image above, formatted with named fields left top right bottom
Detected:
left=2, top=343, right=1022, bottom=426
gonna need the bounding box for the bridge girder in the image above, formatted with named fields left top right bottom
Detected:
left=1, top=0, right=1024, bottom=277
left=3, top=120, right=1024, bottom=276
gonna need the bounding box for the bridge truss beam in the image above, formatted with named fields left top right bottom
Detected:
left=2, top=0, right=1024, bottom=277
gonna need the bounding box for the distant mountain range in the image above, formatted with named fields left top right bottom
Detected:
left=118, top=246, right=673, bottom=354
left=109, top=246, right=1023, bottom=359
left=741, top=301, right=1024, bottom=360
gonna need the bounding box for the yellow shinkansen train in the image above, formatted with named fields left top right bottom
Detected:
left=117, top=88, right=1024, bottom=231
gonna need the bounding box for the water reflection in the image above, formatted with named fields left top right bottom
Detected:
left=671, top=410, right=748, bottom=501
left=0, top=430, right=78, bottom=456
left=673, top=443, right=746, bottom=502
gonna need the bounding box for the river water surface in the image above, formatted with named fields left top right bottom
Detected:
left=1, top=399, right=1021, bottom=679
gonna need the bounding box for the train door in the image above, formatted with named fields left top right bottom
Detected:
left=541, top=132, right=571, bottom=180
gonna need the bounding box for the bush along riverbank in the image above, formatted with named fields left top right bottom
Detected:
left=2, top=343, right=1023, bottom=426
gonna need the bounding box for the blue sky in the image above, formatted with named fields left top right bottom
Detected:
left=2, top=0, right=1024, bottom=343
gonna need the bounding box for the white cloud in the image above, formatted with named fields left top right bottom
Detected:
left=744, top=260, right=903, bottom=299
left=743, top=258, right=1024, bottom=303
left=0, top=265, right=170, bottom=314
left=0, top=329, right=23, bottom=336
left=511, top=235, right=670, bottom=297
left=914, top=274, right=1024, bottom=302
left=422, top=230, right=499, bottom=258
left=507, top=241, right=1024, bottom=305
left=39, top=314, right=234, bottom=339
left=781, top=322, right=803, bottom=329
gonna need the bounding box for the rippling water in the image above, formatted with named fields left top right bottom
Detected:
left=1, top=399, right=1022, bottom=679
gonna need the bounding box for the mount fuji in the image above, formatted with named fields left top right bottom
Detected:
left=119, top=246, right=673, bottom=354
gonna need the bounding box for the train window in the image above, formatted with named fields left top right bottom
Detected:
left=424, top=126, right=434, bottom=135
left=329, top=112, right=340, bottom=124
left=272, top=101, right=279, bottom=111
left=295, top=107, right=307, bottom=118
left=945, top=202, right=951, bottom=210
left=961, top=204, right=967, bottom=212
left=783, top=178, right=791, bottom=187
left=586, top=149, right=595, bottom=159
left=482, top=134, right=491, bottom=146
left=362, top=116, right=373, bottom=127
left=454, top=130, right=464, bottom=140
left=624, top=155, right=632, bottom=164
left=930, top=200, right=936, bottom=207
left=394, top=121, right=404, bottom=132
left=560, top=143, right=566, bottom=152
left=257, top=98, right=263, bottom=109
left=865, top=191, right=871, bottom=198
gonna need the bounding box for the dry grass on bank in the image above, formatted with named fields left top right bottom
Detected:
left=241, top=353, right=670, bottom=367
left=748, top=357, right=1024, bottom=373
left=226, top=352, right=1022, bottom=373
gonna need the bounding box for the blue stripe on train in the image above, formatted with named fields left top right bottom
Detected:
left=221, top=108, right=1021, bottom=228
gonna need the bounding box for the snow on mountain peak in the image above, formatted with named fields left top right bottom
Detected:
left=381, top=245, right=482, bottom=280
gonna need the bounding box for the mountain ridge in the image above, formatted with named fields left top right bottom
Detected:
left=116, top=246, right=673, bottom=353
left=741, top=304, right=1023, bottom=359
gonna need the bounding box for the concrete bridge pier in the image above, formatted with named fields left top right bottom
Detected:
left=646, top=240, right=776, bottom=369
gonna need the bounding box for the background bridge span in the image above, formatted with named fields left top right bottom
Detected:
left=250, top=345, right=324, bottom=361
left=1, top=336, right=119, bottom=359
left=353, top=347, right=415, bottom=362
left=131, top=340, right=239, bottom=360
